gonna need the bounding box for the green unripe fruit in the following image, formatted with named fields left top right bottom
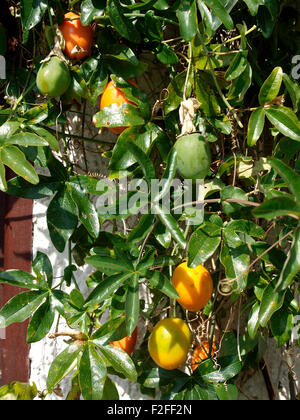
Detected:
left=36, top=56, right=71, bottom=98
left=174, top=133, right=211, bottom=180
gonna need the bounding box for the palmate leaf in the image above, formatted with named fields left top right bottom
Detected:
left=79, top=342, right=107, bottom=400
left=84, top=272, right=132, bottom=308
left=188, top=222, right=222, bottom=268
left=0, top=290, right=48, bottom=327
left=47, top=187, right=78, bottom=253
left=125, top=273, right=139, bottom=336
left=0, top=145, right=39, bottom=186
left=258, top=280, right=286, bottom=327
left=176, top=0, right=198, bottom=42
left=275, top=226, right=300, bottom=292
left=265, top=106, right=300, bottom=142
left=202, top=0, right=234, bottom=30
left=258, top=67, right=283, bottom=105
left=95, top=344, right=137, bottom=382
left=107, top=0, right=141, bottom=43
left=26, top=299, right=55, bottom=343
left=268, top=158, right=300, bottom=204
left=47, top=344, right=82, bottom=392
left=0, top=270, right=40, bottom=289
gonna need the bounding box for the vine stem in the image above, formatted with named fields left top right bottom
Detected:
left=221, top=25, right=257, bottom=46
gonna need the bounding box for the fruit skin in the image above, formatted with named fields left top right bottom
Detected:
left=100, top=79, right=138, bottom=135
left=59, top=12, right=93, bottom=61
left=148, top=318, right=191, bottom=370
left=36, top=56, right=71, bottom=98
left=191, top=340, right=217, bottom=372
left=172, top=262, right=213, bottom=312
left=111, top=327, right=138, bottom=355
left=174, top=133, right=211, bottom=180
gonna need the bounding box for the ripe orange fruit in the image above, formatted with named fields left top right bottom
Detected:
left=148, top=318, right=191, bottom=370
left=100, top=79, right=138, bottom=135
left=172, top=262, right=213, bottom=312
left=59, top=12, right=93, bottom=61
left=111, top=327, right=138, bottom=355
left=191, top=340, right=217, bottom=372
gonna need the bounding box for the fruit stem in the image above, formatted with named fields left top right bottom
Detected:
left=183, top=43, right=192, bottom=102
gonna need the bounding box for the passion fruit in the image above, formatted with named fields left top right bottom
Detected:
left=174, top=133, right=211, bottom=180
left=36, top=56, right=71, bottom=98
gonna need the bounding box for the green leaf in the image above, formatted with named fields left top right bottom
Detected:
left=127, top=142, right=156, bottom=181
left=111, top=76, right=151, bottom=120
left=109, top=123, right=166, bottom=172
left=93, top=103, right=145, bottom=130
left=81, top=0, right=106, bottom=25
left=155, top=43, right=179, bottom=66
left=26, top=299, right=55, bottom=343
left=96, top=344, right=137, bottom=382
left=247, top=108, right=265, bottom=147
left=225, top=52, right=248, bottom=81
left=87, top=58, right=109, bottom=105
left=265, top=106, right=300, bottom=142
left=258, top=67, right=283, bottom=105
left=242, top=0, right=261, bottom=16
left=152, top=204, right=186, bottom=249
left=176, top=0, right=198, bottom=42
left=253, top=196, right=300, bottom=220
left=33, top=252, right=53, bottom=288
left=152, top=148, right=177, bottom=203
left=68, top=183, right=100, bottom=239
left=20, top=0, right=48, bottom=31
left=79, top=343, right=107, bottom=400
left=270, top=307, right=293, bottom=347
left=148, top=271, right=179, bottom=300
left=198, top=356, right=242, bottom=383
left=30, top=126, right=59, bottom=152
left=164, top=71, right=192, bottom=115
left=0, top=290, right=48, bottom=327
left=275, top=226, right=300, bottom=292
left=248, top=301, right=260, bottom=339
left=0, top=145, right=39, bottom=185
left=85, top=255, right=133, bottom=275
left=202, top=0, right=234, bottom=30
left=258, top=280, right=286, bottom=328
left=103, top=46, right=147, bottom=79
left=227, top=63, right=252, bottom=100
left=0, top=121, right=21, bottom=140
left=188, top=222, right=222, bottom=267
left=85, top=272, right=132, bottom=307
left=4, top=132, right=48, bottom=147
left=282, top=73, right=300, bottom=113
left=107, top=0, right=141, bottom=43
left=6, top=175, right=61, bottom=199
left=0, top=161, right=7, bottom=192
left=92, top=316, right=125, bottom=346
left=47, top=344, right=82, bottom=392
left=220, top=229, right=250, bottom=293
left=128, top=214, right=156, bottom=243
left=0, top=270, right=39, bottom=289
left=226, top=220, right=265, bottom=239
left=268, top=158, right=300, bottom=204
left=102, top=377, right=119, bottom=400
left=214, top=383, right=239, bottom=400
left=125, top=273, right=139, bottom=336
left=221, top=186, right=250, bottom=219
left=47, top=187, right=78, bottom=253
